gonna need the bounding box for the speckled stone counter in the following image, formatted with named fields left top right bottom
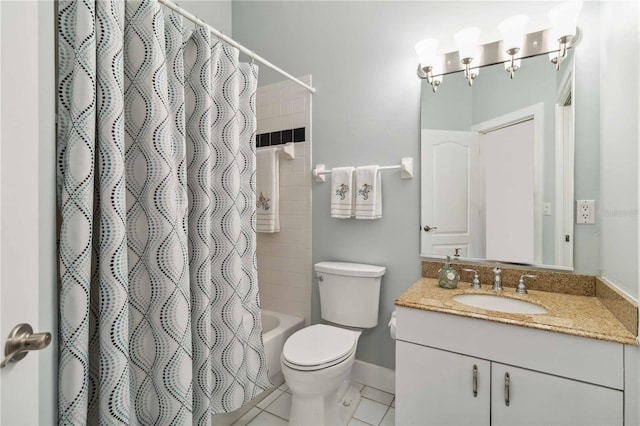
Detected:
left=396, top=277, right=638, bottom=345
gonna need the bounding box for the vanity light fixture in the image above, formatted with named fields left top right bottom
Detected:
left=454, top=27, right=481, bottom=86
left=498, top=14, right=529, bottom=79
left=414, top=1, right=583, bottom=90
left=415, top=38, right=443, bottom=92
left=547, top=0, right=583, bottom=70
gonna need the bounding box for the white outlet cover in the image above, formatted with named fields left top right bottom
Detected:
left=576, top=200, right=596, bottom=224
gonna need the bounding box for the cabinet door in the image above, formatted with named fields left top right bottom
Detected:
left=396, top=341, right=490, bottom=426
left=491, top=363, right=623, bottom=426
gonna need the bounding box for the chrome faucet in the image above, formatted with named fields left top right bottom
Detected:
left=462, top=268, right=481, bottom=289
left=516, top=274, right=537, bottom=295
left=492, top=267, right=502, bottom=292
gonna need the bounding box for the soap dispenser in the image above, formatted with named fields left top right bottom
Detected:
left=438, top=256, right=460, bottom=289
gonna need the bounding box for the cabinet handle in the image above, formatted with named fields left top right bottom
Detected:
left=472, top=364, right=478, bottom=397
left=504, top=372, right=510, bottom=407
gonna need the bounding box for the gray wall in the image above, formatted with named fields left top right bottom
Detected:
left=599, top=3, right=640, bottom=422
left=233, top=0, right=428, bottom=370
left=232, top=1, right=624, bottom=371
left=600, top=1, right=639, bottom=299
left=180, top=0, right=231, bottom=35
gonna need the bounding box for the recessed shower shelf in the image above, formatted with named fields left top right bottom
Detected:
left=313, top=157, right=413, bottom=183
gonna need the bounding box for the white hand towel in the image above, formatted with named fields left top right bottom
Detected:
left=355, top=165, right=382, bottom=219
left=256, top=148, right=280, bottom=232
left=331, top=167, right=355, bottom=218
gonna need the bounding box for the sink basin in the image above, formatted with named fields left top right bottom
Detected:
left=453, top=294, right=547, bottom=315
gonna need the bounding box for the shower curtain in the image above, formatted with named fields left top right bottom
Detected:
left=57, top=1, right=270, bottom=424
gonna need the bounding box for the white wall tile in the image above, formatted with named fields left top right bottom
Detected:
left=281, top=101, right=293, bottom=116
left=280, top=200, right=306, bottom=215
left=258, top=269, right=307, bottom=287
left=260, top=296, right=307, bottom=321
left=268, top=103, right=280, bottom=118
left=291, top=158, right=305, bottom=172
left=256, top=80, right=311, bottom=322
left=257, top=256, right=306, bottom=274
left=257, top=242, right=306, bottom=259
left=292, top=98, right=305, bottom=114
left=292, top=112, right=305, bottom=128
left=279, top=215, right=308, bottom=230
left=282, top=171, right=307, bottom=186
left=280, top=114, right=294, bottom=131
left=293, top=142, right=306, bottom=157
left=280, top=186, right=307, bottom=202
left=260, top=283, right=308, bottom=303
left=281, top=85, right=294, bottom=102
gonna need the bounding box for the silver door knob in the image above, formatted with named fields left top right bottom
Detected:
left=0, top=323, right=51, bottom=368
left=423, top=225, right=438, bottom=232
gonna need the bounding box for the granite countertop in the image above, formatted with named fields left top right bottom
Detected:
left=396, top=278, right=638, bottom=346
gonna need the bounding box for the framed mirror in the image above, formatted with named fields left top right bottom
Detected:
left=420, top=51, right=575, bottom=270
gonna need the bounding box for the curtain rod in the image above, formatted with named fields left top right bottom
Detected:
left=157, top=0, right=316, bottom=94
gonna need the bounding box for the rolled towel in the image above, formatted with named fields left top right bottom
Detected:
left=331, top=167, right=355, bottom=218
left=355, top=165, right=381, bottom=219
left=256, top=147, right=280, bottom=232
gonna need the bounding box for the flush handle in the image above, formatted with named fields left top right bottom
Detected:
left=472, top=364, right=478, bottom=397
left=0, top=324, right=51, bottom=368
left=317, top=275, right=324, bottom=282
left=504, top=372, right=510, bottom=406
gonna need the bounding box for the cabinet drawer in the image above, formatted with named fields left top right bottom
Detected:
left=396, top=306, right=624, bottom=389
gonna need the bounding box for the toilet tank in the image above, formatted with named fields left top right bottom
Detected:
left=315, top=262, right=386, bottom=328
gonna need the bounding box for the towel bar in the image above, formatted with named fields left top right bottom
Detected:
left=258, top=142, right=295, bottom=160
left=313, top=157, right=413, bottom=183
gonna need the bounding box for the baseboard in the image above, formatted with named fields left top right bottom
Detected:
left=352, top=360, right=395, bottom=394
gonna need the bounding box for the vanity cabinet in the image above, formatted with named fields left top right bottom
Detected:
left=395, top=306, right=625, bottom=426
left=397, top=342, right=490, bottom=426
left=491, top=363, right=622, bottom=426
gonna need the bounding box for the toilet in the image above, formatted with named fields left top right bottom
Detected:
left=281, top=261, right=386, bottom=426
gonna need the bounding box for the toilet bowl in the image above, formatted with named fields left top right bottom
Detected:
left=281, top=262, right=385, bottom=426
left=281, top=324, right=362, bottom=425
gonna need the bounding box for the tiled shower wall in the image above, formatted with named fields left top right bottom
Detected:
left=256, top=76, right=312, bottom=324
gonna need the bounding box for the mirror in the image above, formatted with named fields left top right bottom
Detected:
left=420, top=51, right=575, bottom=270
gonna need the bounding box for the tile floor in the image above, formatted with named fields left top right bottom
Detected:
left=232, top=382, right=395, bottom=426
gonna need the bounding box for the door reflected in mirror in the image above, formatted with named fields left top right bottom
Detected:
left=420, top=51, right=575, bottom=270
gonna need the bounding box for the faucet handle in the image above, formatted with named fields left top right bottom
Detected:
left=516, top=274, right=537, bottom=294
left=462, top=268, right=481, bottom=289
left=492, top=267, right=503, bottom=292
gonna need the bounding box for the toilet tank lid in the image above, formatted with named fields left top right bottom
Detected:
left=314, top=262, right=386, bottom=278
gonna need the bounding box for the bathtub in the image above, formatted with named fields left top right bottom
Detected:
left=261, top=309, right=305, bottom=386
left=212, top=309, right=304, bottom=425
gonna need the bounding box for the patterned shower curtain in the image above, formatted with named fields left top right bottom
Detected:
left=57, top=1, right=270, bottom=424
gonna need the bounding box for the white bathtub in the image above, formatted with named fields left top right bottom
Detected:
left=212, top=309, right=304, bottom=425
left=261, top=309, right=305, bottom=386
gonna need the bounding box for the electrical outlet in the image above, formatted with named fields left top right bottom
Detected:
left=576, top=200, right=595, bottom=224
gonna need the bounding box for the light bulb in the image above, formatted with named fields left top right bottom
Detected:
left=454, top=27, right=481, bottom=62
left=499, top=15, right=529, bottom=54
left=415, top=38, right=439, bottom=70
left=548, top=1, right=583, bottom=42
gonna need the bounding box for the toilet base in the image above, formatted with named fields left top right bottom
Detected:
left=288, top=382, right=362, bottom=426
left=338, top=383, right=362, bottom=424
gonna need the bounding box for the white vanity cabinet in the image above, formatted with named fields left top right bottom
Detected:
left=395, top=306, right=625, bottom=426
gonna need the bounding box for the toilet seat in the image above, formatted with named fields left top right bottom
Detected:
left=282, top=324, right=357, bottom=371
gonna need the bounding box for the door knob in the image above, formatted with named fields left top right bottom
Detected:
left=423, top=225, right=438, bottom=232
left=0, top=323, right=51, bottom=368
